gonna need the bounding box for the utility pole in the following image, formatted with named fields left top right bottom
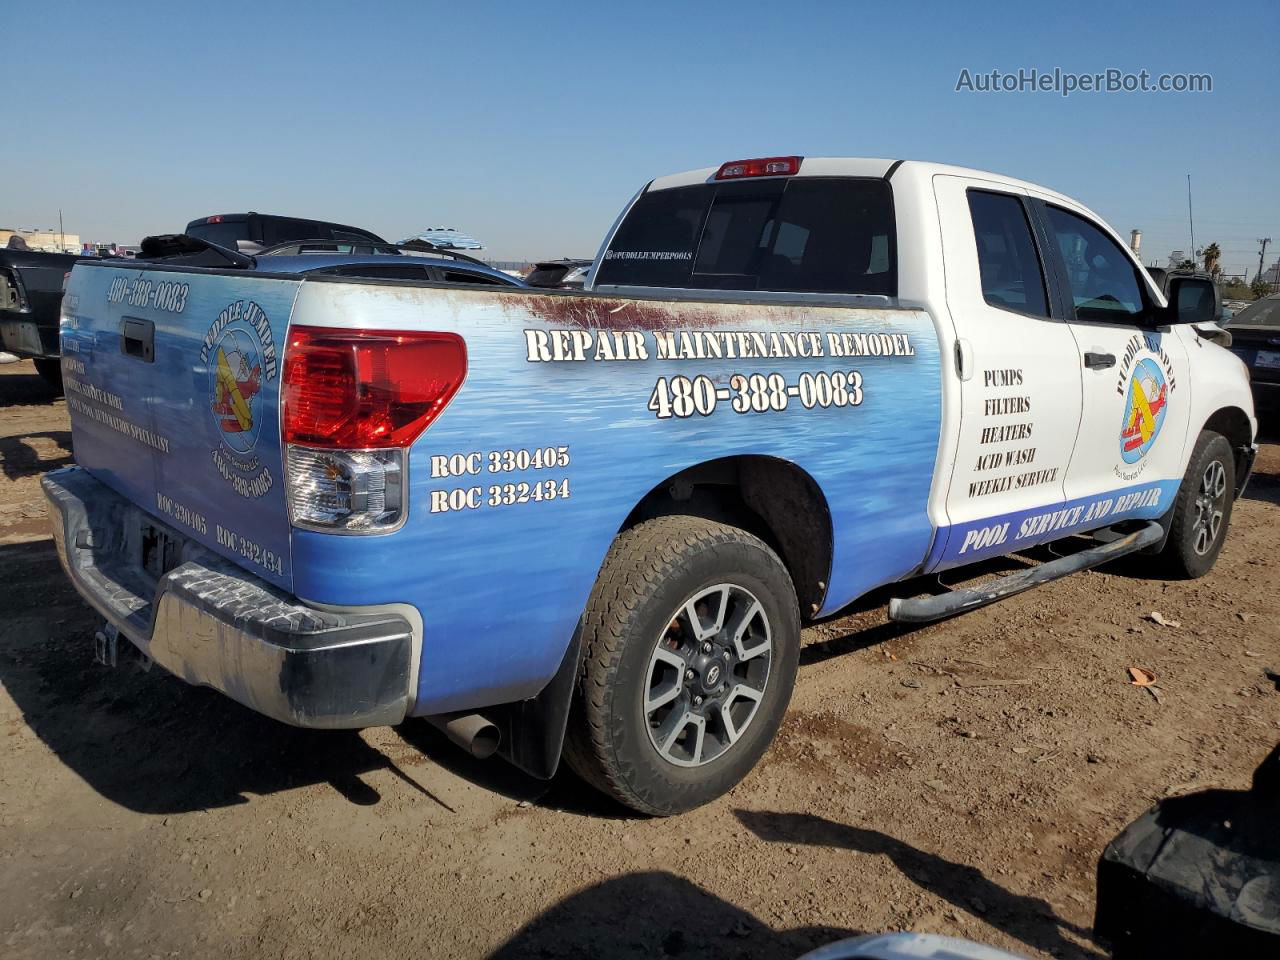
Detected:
left=1258, top=238, right=1272, bottom=284
left=1186, top=175, right=1195, bottom=264
left=59, top=210, right=65, bottom=254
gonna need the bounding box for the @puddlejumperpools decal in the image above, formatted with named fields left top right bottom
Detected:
left=200, top=300, right=278, bottom=498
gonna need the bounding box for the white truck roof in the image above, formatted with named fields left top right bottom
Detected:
left=643, top=156, right=1098, bottom=242
left=649, top=157, right=1075, bottom=201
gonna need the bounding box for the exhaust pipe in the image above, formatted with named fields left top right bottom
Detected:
left=426, top=711, right=501, bottom=760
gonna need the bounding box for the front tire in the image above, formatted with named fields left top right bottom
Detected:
left=563, top=515, right=800, bottom=816
left=1160, top=430, right=1236, bottom=578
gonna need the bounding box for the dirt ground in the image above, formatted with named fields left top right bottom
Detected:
left=1, top=357, right=1277, bottom=960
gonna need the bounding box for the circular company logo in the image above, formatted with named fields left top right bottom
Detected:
left=208, top=326, right=265, bottom=453
left=1119, top=357, right=1168, bottom=464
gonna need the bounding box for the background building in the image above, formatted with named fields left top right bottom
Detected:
left=0, top=228, right=81, bottom=254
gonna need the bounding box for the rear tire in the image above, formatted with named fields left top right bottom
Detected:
left=563, top=515, right=800, bottom=816
left=1160, top=430, right=1236, bottom=579
left=33, top=358, right=62, bottom=393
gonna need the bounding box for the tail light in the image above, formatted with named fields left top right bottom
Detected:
left=282, top=326, right=466, bottom=533
left=0, top=268, right=28, bottom=312
left=714, top=156, right=803, bottom=180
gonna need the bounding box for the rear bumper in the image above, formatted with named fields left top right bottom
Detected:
left=0, top=314, right=59, bottom=358
left=42, top=465, right=413, bottom=729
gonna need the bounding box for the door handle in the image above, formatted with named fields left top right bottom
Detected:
left=1083, top=351, right=1115, bottom=370
left=120, top=317, right=155, bottom=363
left=954, top=338, right=974, bottom=381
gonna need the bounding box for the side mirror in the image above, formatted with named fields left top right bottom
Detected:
left=1168, top=276, right=1218, bottom=325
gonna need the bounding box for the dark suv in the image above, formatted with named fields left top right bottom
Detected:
left=184, top=213, right=385, bottom=254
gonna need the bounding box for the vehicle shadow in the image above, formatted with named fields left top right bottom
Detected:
left=735, top=810, right=1104, bottom=960
left=1242, top=460, right=1280, bottom=507
left=0, top=536, right=556, bottom=816
left=800, top=553, right=1036, bottom=666
left=0, top=368, right=62, bottom=406
left=0, top=430, right=73, bottom=480
left=487, top=869, right=861, bottom=959
left=395, top=719, right=633, bottom=818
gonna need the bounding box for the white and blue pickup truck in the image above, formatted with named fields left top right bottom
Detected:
left=47, top=157, right=1256, bottom=815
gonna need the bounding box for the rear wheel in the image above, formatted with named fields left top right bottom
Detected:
left=33, top=358, right=62, bottom=393
left=1160, top=430, right=1236, bottom=578
left=563, top=515, right=799, bottom=816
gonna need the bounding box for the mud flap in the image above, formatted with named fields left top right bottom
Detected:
left=491, top=626, right=583, bottom=780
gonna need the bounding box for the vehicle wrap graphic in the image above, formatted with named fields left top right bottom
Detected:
left=61, top=273, right=1190, bottom=720
left=927, top=478, right=1178, bottom=570
left=201, top=301, right=279, bottom=499
left=286, top=286, right=944, bottom=714
left=62, top=266, right=299, bottom=589
left=1120, top=357, right=1167, bottom=462
left=1113, top=332, right=1179, bottom=481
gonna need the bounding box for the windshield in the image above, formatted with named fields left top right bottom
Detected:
left=1228, top=296, right=1280, bottom=328
left=595, top=177, right=896, bottom=295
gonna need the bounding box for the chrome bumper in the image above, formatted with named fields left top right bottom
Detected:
left=42, top=466, right=413, bottom=729
left=0, top=316, right=57, bottom=357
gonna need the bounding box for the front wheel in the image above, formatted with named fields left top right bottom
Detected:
left=1160, top=430, right=1236, bottom=578
left=563, top=515, right=800, bottom=816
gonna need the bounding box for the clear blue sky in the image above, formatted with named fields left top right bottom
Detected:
left=4, top=0, right=1277, bottom=271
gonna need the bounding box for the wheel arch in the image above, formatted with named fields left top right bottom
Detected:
left=489, top=455, right=831, bottom=785
left=620, top=454, right=834, bottom=618
left=1201, top=405, right=1254, bottom=496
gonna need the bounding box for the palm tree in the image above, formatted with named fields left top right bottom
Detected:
left=1202, top=242, right=1221, bottom=276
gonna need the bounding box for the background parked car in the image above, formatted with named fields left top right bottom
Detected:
left=400, top=228, right=485, bottom=251
left=1223, top=293, right=1280, bottom=410
left=524, top=258, right=593, bottom=289
left=0, top=244, right=90, bottom=387
left=184, top=212, right=386, bottom=254
left=255, top=249, right=525, bottom=287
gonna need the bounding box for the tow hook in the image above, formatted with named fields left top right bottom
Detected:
left=93, top=623, right=119, bottom=667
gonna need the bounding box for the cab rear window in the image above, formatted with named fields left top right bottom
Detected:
left=595, top=177, right=895, bottom=295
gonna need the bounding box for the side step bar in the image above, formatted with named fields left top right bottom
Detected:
left=888, top=521, right=1164, bottom=625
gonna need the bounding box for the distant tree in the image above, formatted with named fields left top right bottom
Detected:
left=1177, top=258, right=1196, bottom=270
left=1221, top=280, right=1253, bottom=300
left=1202, top=242, right=1221, bottom=276
left=1251, top=277, right=1274, bottom=299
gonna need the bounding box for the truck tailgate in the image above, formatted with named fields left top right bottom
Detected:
left=61, top=262, right=300, bottom=590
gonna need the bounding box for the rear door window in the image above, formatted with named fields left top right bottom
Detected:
left=596, top=177, right=896, bottom=295
left=966, top=190, right=1050, bottom=318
